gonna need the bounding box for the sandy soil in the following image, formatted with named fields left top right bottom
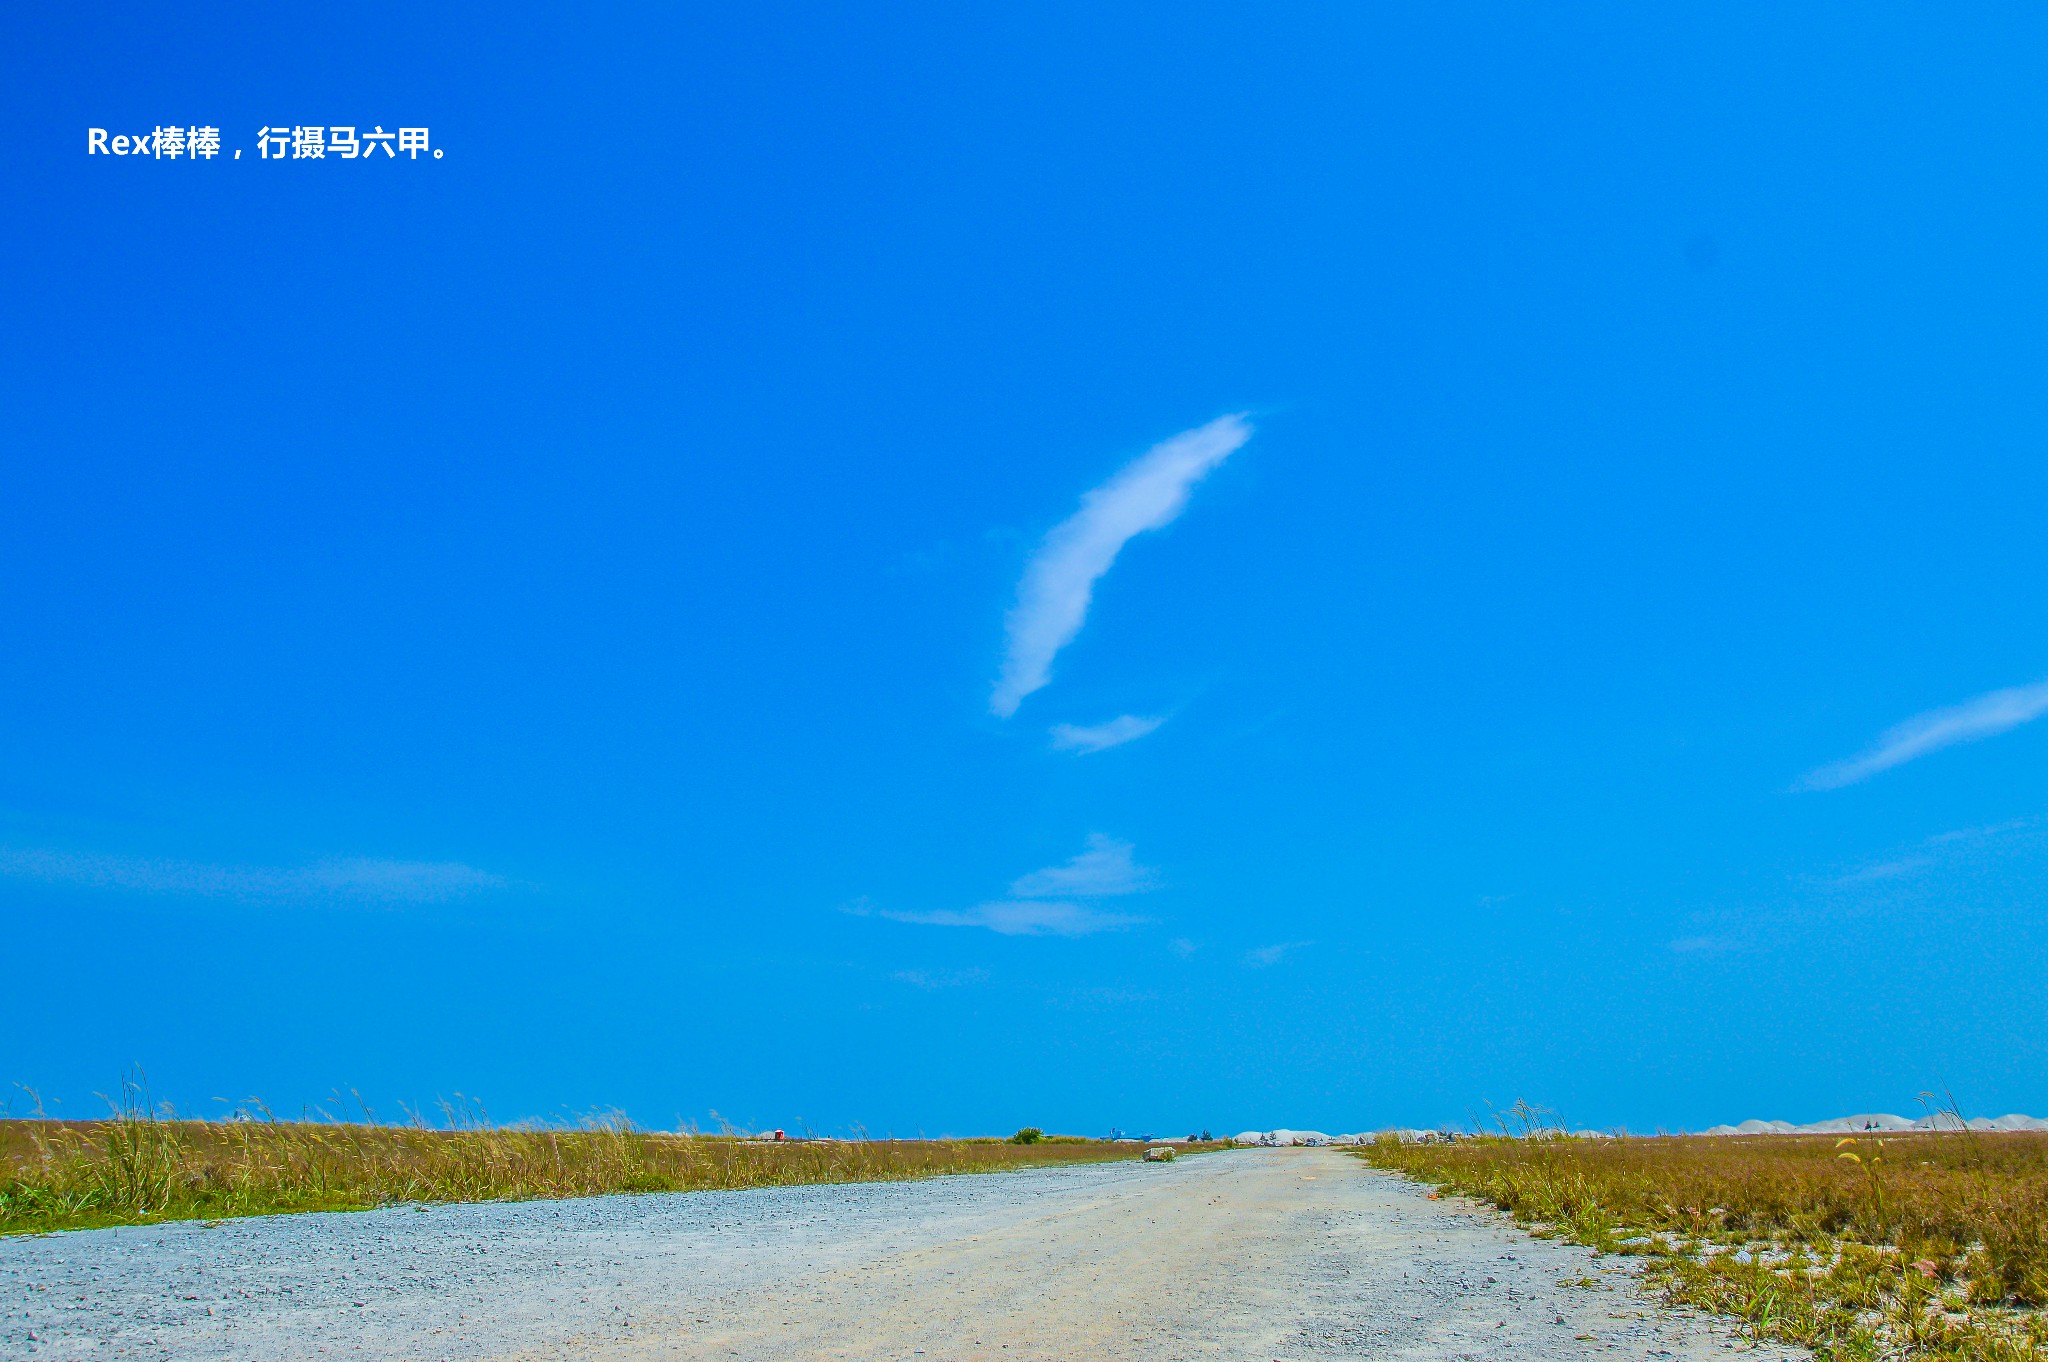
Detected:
left=4, top=1148, right=1804, bottom=1362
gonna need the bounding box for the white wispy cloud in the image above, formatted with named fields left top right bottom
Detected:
left=1006, top=834, right=1158, bottom=898
left=0, top=847, right=508, bottom=904
left=1046, top=984, right=1159, bottom=1010
left=851, top=835, right=1158, bottom=937
left=889, top=967, right=991, bottom=990
left=1827, top=816, right=2041, bottom=888
left=1049, top=714, right=1165, bottom=754
left=990, top=415, right=1250, bottom=718
left=881, top=900, right=1144, bottom=937
left=1244, top=940, right=1311, bottom=968
left=1799, top=680, right=2048, bottom=790
left=1831, top=855, right=1936, bottom=888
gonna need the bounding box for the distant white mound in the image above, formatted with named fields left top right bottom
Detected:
left=1700, top=1112, right=2048, bottom=1136
left=1226, top=1114, right=2048, bottom=1145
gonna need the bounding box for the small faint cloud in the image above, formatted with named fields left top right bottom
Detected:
left=1008, top=835, right=1158, bottom=899
left=0, top=847, right=508, bottom=905
left=1668, top=934, right=1736, bottom=954
left=1831, top=855, right=1936, bottom=888
left=889, top=967, right=991, bottom=989
left=887, top=542, right=954, bottom=576
left=1168, top=937, right=1198, bottom=958
left=882, top=900, right=1142, bottom=937
left=991, top=415, right=1250, bottom=718
left=300, top=858, right=506, bottom=901
left=1244, top=940, right=1310, bottom=968
left=1929, top=817, right=2036, bottom=846
left=1050, top=714, right=1165, bottom=755
left=1826, top=816, right=2042, bottom=889
left=852, top=835, right=1159, bottom=938
left=1799, top=680, right=2048, bottom=790
left=1047, top=985, right=1158, bottom=1011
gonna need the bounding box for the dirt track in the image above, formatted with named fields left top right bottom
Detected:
left=5, top=1148, right=1804, bottom=1361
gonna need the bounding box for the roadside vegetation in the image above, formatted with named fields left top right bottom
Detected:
left=1359, top=1105, right=2048, bottom=1362
left=0, top=1082, right=1147, bottom=1237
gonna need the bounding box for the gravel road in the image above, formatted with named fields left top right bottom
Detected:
left=4, top=1148, right=1804, bottom=1361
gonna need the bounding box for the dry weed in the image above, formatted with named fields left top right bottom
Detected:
left=1360, top=1118, right=2048, bottom=1361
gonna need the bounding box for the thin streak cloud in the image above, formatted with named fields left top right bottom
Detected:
left=1244, top=940, right=1311, bottom=968
left=1050, top=714, right=1165, bottom=754
left=1827, top=816, right=2041, bottom=887
left=846, top=835, right=1158, bottom=937
left=0, top=847, right=508, bottom=904
left=889, top=967, right=991, bottom=989
left=990, top=415, right=1250, bottom=718
left=879, top=900, right=1143, bottom=937
left=1799, top=680, right=2048, bottom=790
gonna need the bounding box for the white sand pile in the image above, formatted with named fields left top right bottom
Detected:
left=1229, top=1113, right=2048, bottom=1145
left=1701, top=1112, right=2048, bottom=1135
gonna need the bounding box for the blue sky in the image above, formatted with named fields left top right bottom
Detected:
left=5, top=4, right=2047, bottom=1136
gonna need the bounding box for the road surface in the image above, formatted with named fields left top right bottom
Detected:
left=3, top=1148, right=1804, bottom=1361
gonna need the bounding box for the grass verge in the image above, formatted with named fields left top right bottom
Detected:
left=1358, top=1120, right=2048, bottom=1361
left=1, top=1093, right=1161, bottom=1236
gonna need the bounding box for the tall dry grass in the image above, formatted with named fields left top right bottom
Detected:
left=0, top=1081, right=1142, bottom=1236
left=1360, top=1110, right=2048, bottom=1362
